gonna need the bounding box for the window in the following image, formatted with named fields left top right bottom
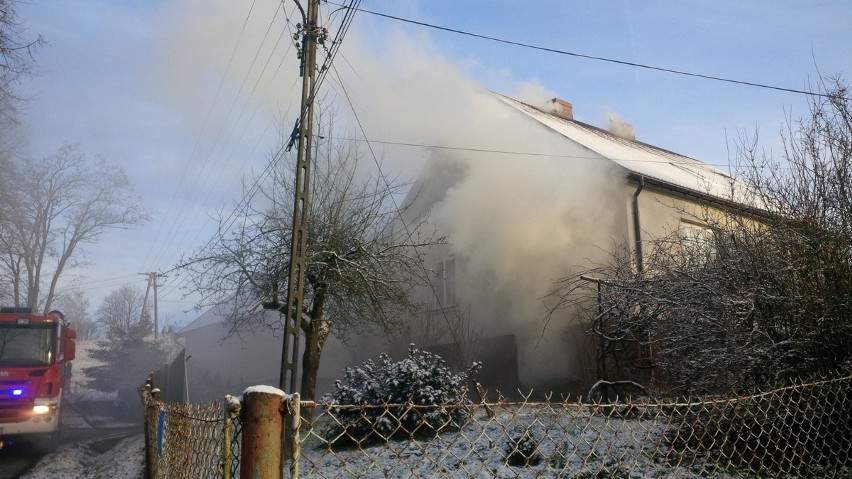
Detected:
left=679, top=220, right=715, bottom=265
left=0, top=324, right=57, bottom=367
left=431, top=257, right=456, bottom=309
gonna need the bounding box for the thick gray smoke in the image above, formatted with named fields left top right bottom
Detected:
left=334, top=28, right=626, bottom=387
left=154, top=2, right=628, bottom=388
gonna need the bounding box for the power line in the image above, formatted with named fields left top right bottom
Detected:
left=160, top=1, right=353, bottom=301
left=139, top=0, right=262, bottom=273
left=152, top=9, right=297, bottom=282
left=143, top=1, right=299, bottom=278
left=329, top=63, right=471, bottom=351
left=349, top=5, right=847, bottom=101
left=74, top=275, right=141, bottom=292
left=327, top=136, right=743, bottom=169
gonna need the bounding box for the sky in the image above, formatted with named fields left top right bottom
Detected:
left=11, top=0, right=852, bottom=328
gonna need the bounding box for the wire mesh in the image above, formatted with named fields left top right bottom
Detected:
left=140, top=375, right=851, bottom=477
left=141, top=390, right=229, bottom=479
left=294, top=375, right=852, bottom=478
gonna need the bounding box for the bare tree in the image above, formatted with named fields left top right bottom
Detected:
left=409, top=305, right=482, bottom=370
left=548, top=77, right=852, bottom=395
left=85, top=285, right=171, bottom=394
left=0, top=0, right=44, bottom=122
left=52, top=292, right=98, bottom=340
left=0, top=144, right=147, bottom=311
left=97, top=284, right=151, bottom=341
left=180, top=110, right=444, bottom=399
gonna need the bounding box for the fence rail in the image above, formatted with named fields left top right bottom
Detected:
left=141, top=375, right=851, bottom=478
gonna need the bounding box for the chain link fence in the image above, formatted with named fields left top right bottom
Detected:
left=296, top=375, right=851, bottom=478
left=140, top=379, right=242, bottom=478
left=142, top=374, right=850, bottom=478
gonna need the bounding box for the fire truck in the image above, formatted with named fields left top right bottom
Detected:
left=0, top=307, right=76, bottom=449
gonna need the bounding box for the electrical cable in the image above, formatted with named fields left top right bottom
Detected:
left=347, top=5, right=848, bottom=101
left=139, top=0, right=261, bottom=274
left=329, top=62, right=469, bottom=351
left=153, top=8, right=297, bottom=283
left=145, top=2, right=293, bottom=276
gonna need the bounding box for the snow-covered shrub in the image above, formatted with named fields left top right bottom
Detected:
left=320, top=344, right=481, bottom=446
left=504, top=428, right=541, bottom=467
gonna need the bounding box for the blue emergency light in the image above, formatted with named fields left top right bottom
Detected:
left=12, top=389, right=23, bottom=396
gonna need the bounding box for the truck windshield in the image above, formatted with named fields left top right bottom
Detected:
left=0, top=323, right=57, bottom=367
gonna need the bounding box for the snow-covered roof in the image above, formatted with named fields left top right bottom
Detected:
left=178, top=305, right=282, bottom=336
left=497, top=95, right=747, bottom=204
left=177, top=306, right=224, bottom=335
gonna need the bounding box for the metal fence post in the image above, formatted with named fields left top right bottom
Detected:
left=142, top=376, right=160, bottom=479
left=222, top=395, right=241, bottom=479
left=141, top=377, right=153, bottom=479
left=284, top=394, right=301, bottom=479
left=240, top=390, right=284, bottom=479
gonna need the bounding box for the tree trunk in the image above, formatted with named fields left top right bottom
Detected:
left=299, top=284, right=329, bottom=401
left=300, top=321, right=330, bottom=401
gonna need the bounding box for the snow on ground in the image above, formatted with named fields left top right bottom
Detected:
left=21, top=434, right=145, bottom=479
left=298, top=408, right=681, bottom=478
left=15, top=340, right=146, bottom=478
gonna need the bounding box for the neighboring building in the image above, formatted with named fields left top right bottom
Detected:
left=177, top=306, right=386, bottom=401
left=176, top=308, right=281, bottom=401
left=178, top=92, right=749, bottom=399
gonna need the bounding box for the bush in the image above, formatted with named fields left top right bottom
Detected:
left=320, top=344, right=481, bottom=446
left=504, top=428, right=541, bottom=467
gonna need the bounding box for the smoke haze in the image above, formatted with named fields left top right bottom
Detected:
left=23, top=0, right=638, bottom=388
left=326, top=25, right=627, bottom=386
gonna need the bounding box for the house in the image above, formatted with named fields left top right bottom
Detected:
left=387, top=93, right=749, bottom=394
left=177, top=92, right=748, bottom=400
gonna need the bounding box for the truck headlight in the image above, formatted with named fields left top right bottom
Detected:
left=33, top=404, right=50, bottom=414
left=33, top=398, right=57, bottom=415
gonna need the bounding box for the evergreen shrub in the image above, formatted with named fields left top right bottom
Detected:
left=320, top=344, right=481, bottom=446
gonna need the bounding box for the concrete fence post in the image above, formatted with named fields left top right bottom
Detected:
left=240, top=387, right=286, bottom=479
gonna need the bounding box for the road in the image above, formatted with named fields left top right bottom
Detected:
left=0, top=403, right=141, bottom=479
left=0, top=440, right=45, bottom=479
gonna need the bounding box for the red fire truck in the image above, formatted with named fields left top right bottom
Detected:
left=0, top=307, right=76, bottom=449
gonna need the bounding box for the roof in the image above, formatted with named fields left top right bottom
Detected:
left=497, top=95, right=751, bottom=205
left=177, top=307, right=224, bottom=336
left=178, top=304, right=282, bottom=337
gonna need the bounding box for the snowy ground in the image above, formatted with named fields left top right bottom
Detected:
left=20, top=434, right=145, bottom=479
left=298, top=407, right=690, bottom=478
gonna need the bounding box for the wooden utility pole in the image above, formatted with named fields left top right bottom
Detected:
left=279, top=0, right=321, bottom=392
left=140, top=272, right=165, bottom=338
left=153, top=273, right=160, bottom=338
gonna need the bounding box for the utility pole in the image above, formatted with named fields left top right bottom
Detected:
left=153, top=273, right=160, bottom=338
left=140, top=272, right=165, bottom=339
left=278, top=0, right=322, bottom=392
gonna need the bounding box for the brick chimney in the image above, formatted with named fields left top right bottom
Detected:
left=546, top=98, right=573, bottom=120
left=608, top=116, right=635, bottom=140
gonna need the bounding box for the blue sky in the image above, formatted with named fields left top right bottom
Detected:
left=14, top=0, right=852, bottom=327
